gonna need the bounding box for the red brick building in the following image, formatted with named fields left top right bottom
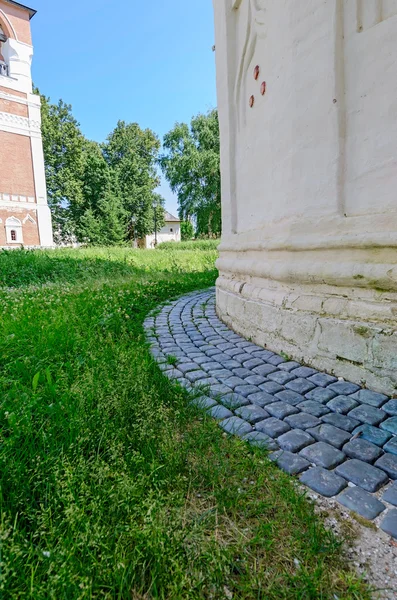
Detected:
left=0, top=0, right=53, bottom=247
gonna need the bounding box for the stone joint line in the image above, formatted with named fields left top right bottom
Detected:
left=144, top=289, right=397, bottom=539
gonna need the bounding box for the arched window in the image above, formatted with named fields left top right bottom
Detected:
left=5, top=217, right=23, bottom=244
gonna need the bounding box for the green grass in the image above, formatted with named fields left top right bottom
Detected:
left=157, top=239, right=220, bottom=251
left=0, top=247, right=369, bottom=599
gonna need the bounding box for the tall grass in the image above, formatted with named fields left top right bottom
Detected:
left=0, top=248, right=369, bottom=598
left=157, top=239, right=220, bottom=251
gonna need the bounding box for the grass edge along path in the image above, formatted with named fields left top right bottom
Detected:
left=0, top=248, right=370, bottom=598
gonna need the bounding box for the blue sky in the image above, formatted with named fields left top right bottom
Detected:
left=30, top=0, right=217, bottom=215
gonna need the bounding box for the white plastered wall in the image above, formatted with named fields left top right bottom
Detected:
left=213, top=0, right=397, bottom=394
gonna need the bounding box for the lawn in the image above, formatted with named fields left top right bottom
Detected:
left=0, top=246, right=369, bottom=599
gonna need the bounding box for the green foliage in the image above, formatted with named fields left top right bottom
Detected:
left=160, top=109, right=221, bottom=236
left=180, top=220, right=195, bottom=240
left=36, top=89, right=85, bottom=241
left=36, top=92, right=165, bottom=245
left=104, top=121, right=164, bottom=239
left=0, top=248, right=369, bottom=598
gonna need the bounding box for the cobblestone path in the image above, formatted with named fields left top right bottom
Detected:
left=144, top=289, right=397, bottom=539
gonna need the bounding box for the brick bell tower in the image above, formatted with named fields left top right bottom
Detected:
left=0, top=0, right=53, bottom=247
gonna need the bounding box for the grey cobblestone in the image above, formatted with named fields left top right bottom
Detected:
left=256, top=417, right=290, bottom=438
left=277, top=429, right=314, bottom=453
left=321, top=412, right=361, bottom=432
left=342, top=438, right=383, bottom=464
left=382, top=482, right=397, bottom=506
left=336, top=459, right=388, bottom=492
left=300, top=467, right=347, bottom=497
left=375, top=453, right=397, bottom=479
left=380, top=509, right=397, bottom=539
left=269, top=450, right=310, bottom=475
left=300, top=442, right=346, bottom=469
left=337, top=487, right=386, bottom=520
left=147, top=289, right=394, bottom=521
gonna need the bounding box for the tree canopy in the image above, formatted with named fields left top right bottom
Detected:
left=37, top=91, right=165, bottom=245
left=160, top=109, right=221, bottom=237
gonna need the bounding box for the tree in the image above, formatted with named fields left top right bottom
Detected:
left=36, top=89, right=85, bottom=242
left=160, top=109, right=221, bottom=237
left=180, top=220, right=194, bottom=240
left=103, top=121, right=162, bottom=240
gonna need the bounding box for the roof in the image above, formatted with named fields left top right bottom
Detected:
left=164, top=211, right=180, bottom=222
left=3, top=0, right=36, bottom=19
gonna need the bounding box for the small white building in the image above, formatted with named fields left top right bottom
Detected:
left=145, top=211, right=181, bottom=248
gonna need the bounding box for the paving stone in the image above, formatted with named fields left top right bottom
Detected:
left=261, top=381, right=285, bottom=395
left=208, top=384, right=234, bottom=398
left=327, top=395, right=359, bottom=415
left=218, top=359, right=243, bottom=371
left=195, top=377, right=219, bottom=387
left=308, top=373, right=338, bottom=387
left=327, top=381, right=361, bottom=395
left=384, top=437, right=397, bottom=456
left=267, top=355, right=286, bottom=366
left=220, top=417, right=253, bottom=437
left=305, top=388, right=336, bottom=404
left=375, top=453, right=397, bottom=479
left=164, top=368, right=183, bottom=380
left=291, top=366, right=318, bottom=378
left=243, top=358, right=265, bottom=370
left=235, top=404, right=270, bottom=424
left=247, top=391, right=279, bottom=407
left=221, top=376, right=247, bottom=389
left=253, top=364, right=278, bottom=377
left=336, top=459, right=389, bottom=492
left=277, top=429, right=315, bottom=453
left=383, top=400, right=397, bottom=416
left=278, top=361, right=301, bottom=372
left=269, top=450, right=310, bottom=475
left=383, top=482, right=397, bottom=506
left=233, top=367, right=253, bottom=378
left=350, top=389, right=389, bottom=408
left=348, top=405, right=387, bottom=427
left=300, top=467, right=347, bottom=497
left=242, top=431, right=279, bottom=450
left=185, top=370, right=208, bottom=383
left=285, top=378, right=316, bottom=394
left=380, top=417, right=397, bottom=435
left=321, top=412, right=361, bottom=433
left=193, top=355, right=214, bottom=365
left=202, top=362, right=223, bottom=373
left=300, top=442, right=346, bottom=469
left=190, top=396, right=217, bottom=410
left=267, top=371, right=296, bottom=385
left=297, top=401, right=330, bottom=418
left=233, top=354, right=256, bottom=365
left=380, top=509, right=397, bottom=539
left=216, top=343, right=235, bottom=351
left=266, top=401, right=299, bottom=419
left=244, top=374, right=267, bottom=386
left=208, top=404, right=234, bottom=420
left=234, top=384, right=261, bottom=398
left=251, top=349, right=276, bottom=361
left=352, top=424, right=392, bottom=447
left=256, top=417, right=290, bottom=438
left=306, top=424, right=351, bottom=449
left=337, top=487, right=386, bottom=520
left=274, top=390, right=305, bottom=405
left=343, top=438, right=383, bottom=464
left=220, top=394, right=249, bottom=412
left=285, top=412, right=321, bottom=430
left=209, top=369, right=235, bottom=379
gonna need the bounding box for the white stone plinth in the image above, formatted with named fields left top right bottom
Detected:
left=213, top=0, right=397, bottom=394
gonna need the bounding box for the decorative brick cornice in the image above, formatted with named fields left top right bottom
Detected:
left=0, top=109, right=40, bottom=134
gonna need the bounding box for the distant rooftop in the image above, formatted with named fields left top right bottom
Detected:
left=165, top=211, right=180, bottom=222
left=3, top=0, right=36, bottom=19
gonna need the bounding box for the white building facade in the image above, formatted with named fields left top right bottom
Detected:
left=145, top=211, right=181, bottom=248
left=213, top=0, right=397, bottom=394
